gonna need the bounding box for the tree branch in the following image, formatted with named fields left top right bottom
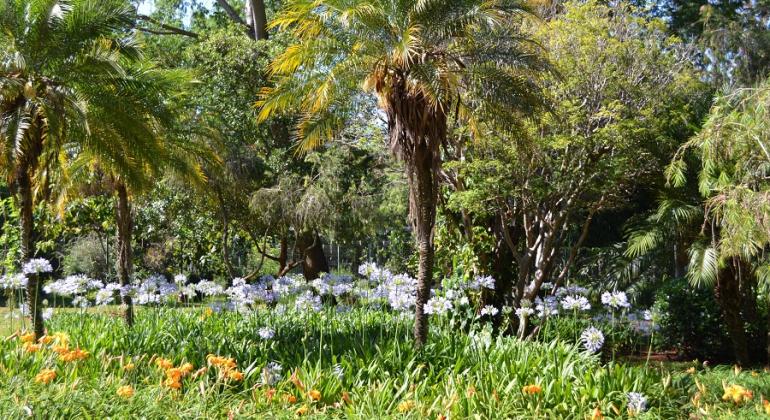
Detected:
left=215, top=0, right=249, bottom=28
left=137, top=15, right=199, bottom=38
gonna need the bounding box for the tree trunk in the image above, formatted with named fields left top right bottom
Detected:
left=409, top=153, right=438, bottom=349
left=716, top=260, right=749, bottom=365
left=216, top=189, right=235, bottom=279
left=249, top=0, right=268, bottom=39
left=17, top=166, right=43, bottom=339
left=115, top=183, right=134, bottom=327
left=297, top=231, right=329, bottom=280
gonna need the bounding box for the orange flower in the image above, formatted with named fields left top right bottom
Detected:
left=20, top=332, right=35, bottom=343
left=295, top=405, right=309, bottom=416
left=23, top=342, right=41, bottom=353
left=308, top=389, right=321, bottom=401
left=206, top=355, right=236, bottom=370
left=166, top=368, right=184, bottom=381
left=763, top=399, right=770, bottom=415
left=522, top=384, right=542, bottom=395
left=179, top=363, right=194, bottom=374
left=59, top=348, right=89, bottom=362
left=52, top=344, right=69, bottom=354
left=591, top=407, right=604, bottom=420
left=116, top=385, right=134, bottom=398
left=341, top=391, right=352, bottom=405
left=38, top=335, right=54, bottom=345
left=34, top=368, right=56, bottom=384
left=265, top=388, right=276, bottom=401
left=164, top=377, right=182, bottom=390
left=290, top=369, right=306, bottom=392
left=286, top=394, right=298, bottom=404
left=227, top=370, right=244, bottom=381
left=155, top=358, right=173, bottom=370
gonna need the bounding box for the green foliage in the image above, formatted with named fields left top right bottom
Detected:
left=0, top=307, right=692, bottom=418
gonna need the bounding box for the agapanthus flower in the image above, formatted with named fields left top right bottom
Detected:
left=580, top=326, right=604, bottom=353
left=42, top=308, right=53, bottom=320
left=174, top=274, right=188, bottom=285
left=258, top=327, right=275, bottom=340
left=195, top=280, right=224, bottom=297
left=481, top=305, right=500, bottom=317
left=601, top=291, right=631, bottom=309
left=535, top=296, right=559, bottom=318
left=514, top=307, right=534, bottom=318
left=262, top=361, right=283, bottom=386
left=555, top=285, right=589, bottom=297
left=424, top=296, right=452, bottom=315
left=22, top=258, right=52, bottom=275
left=561, top=295, right=591, bottom=311
left=0, top=273, right=27, bottom=290
left=627, top=392, right=647, bottom=413
left=332, top=364, right=344, bottom=379
left=295, top=291, right=322, bottom=312
left=472, top=275, right=495, bottom=290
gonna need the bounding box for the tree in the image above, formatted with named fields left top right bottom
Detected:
left=65, top=62, right=207, bottom=326
left=0, top=0, right=141, bottom=338
left=258, top=0, right=546, bottom=346
left=667, top=79, right=770, bottom=364
left=442, top=1, right=708, bottom=318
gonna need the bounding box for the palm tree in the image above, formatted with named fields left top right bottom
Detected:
left=0, top=0, right=139, bottom=338
left=667, top=79, right=770, bottom=364
left=64, top=62, right=208, bottom=326
left=258, top=0, right=546, bottom=347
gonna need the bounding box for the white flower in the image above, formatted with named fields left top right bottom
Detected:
left=195, top=280, right=224, bottom=297
left=22, top=258, right=52, bottom=274
left=0, top=273, right=27, bottom=290
left=332, top=364, right=344, bottom=379
left=535, top=296, right=559, bottom=318
left=424, top=296, right=452, bottom=315
left=258, top=327, right=275, bottom=340
left=457, top=295, right=470, bottom=306
left=473, top=275, right=495, bottom=290
left=627, top=392, right=647, bottom=413
left=515, top=307, right=534, bottom=318
left=481, top=305, right=500, bottom=316
left=561, top=295, right=591, bottom=311
left=295, top=291, right=322, bottom=312
left=580, top=326, right=604, bottom=353
left=174, top=274, right=188, bottom=285
left=42, top=308, right=54, bottom=320
left=601, top=291, right=631, bottom=309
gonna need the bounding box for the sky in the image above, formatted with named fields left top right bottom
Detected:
left=137, top=0, right=217, bottom=25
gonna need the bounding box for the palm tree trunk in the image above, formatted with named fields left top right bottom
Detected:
left=716, top=260, right=749, bottom=365
left=115, top=182, right=134, bottom=327
left=17, top=165, right=43, bottom=338
left=409, top=152, right=438, bottom=349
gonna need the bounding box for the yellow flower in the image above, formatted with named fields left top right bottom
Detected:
left=155, top=358, right=173, bottom=370
left=116, top=385, right=134, bottom=398
left=722, top=384, right=753, bottom=404
left=686, top=367, right=696, bottom=374
left=397, top=400, right=416, bottom=413
left=52, top=332, right=70, bottom=345
left=34, top=368, right=56, bottom=384
left=522, top=384, right=542, bottom=395
left=23, top=342, right=41, bottom=353
left=166, top=368, right=184, bottom=381
left=38, top=335, right=54, bottom=345
left=52, top=344, right=69, bottom=354
left=308, top=389, right=321, bottom=401
left=295, top=405, right=309, bottom=416
left=123, top=362, right=135, bottom=371
left=20, top=332, right=35, bottom=343
left=763, top=399, right=770, bottom=415
left=59, top=348, right=89, bottom=363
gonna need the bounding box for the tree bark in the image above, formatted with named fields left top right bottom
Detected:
left=409, top=152, right=438, bottom=349
left=716, top=260, right=749, bottom=365
left=17, top=165, right=43, bottom=339
left=246, top=0, right=269, bottom=40
left=115, top=183, right=134, bottom=327
left=297, top=231, right=329, bottom=280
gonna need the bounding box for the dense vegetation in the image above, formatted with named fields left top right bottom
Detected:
left=1, top=0, right=770, bottom=418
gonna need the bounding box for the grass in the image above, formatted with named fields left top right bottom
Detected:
left=0, top=306, right=768, bottom=418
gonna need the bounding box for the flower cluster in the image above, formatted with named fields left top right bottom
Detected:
left=23, top=258, right=53, bottom=274
left=601, top=291, right=631, bottom=310
left=0, top=273, right=27, bottom=290
left=580, top=327, right=604, bottom=353
left=207, top=354, right=244, bottom=381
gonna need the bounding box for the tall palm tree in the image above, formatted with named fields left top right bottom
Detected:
left=63, top=63, right=209, bottom=327
left=0, top=0, right=139, bottom=338
left=258, top=0, right=546, bottom=346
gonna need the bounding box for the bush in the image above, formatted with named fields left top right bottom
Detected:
left=654, top=278, right=733, bottom=362
left=62, top=234, right=111, bottom=278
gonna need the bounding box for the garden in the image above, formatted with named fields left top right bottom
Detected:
left=2, top=0, right=770, bottom=418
